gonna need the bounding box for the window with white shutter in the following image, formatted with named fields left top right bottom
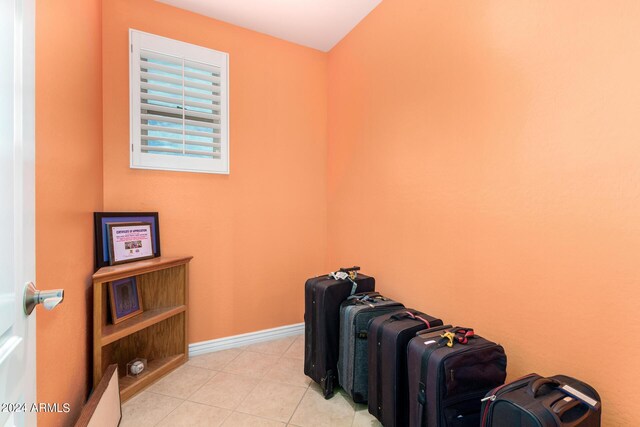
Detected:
left=130, top=30, right=229, bottom=174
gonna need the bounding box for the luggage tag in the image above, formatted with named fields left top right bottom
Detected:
left=329, top=271, right=349, bottom=281
left=329, top=270, right=359, bottom=295
left=559, top=385, right=601, bottom=410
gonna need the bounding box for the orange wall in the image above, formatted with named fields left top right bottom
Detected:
left=35, top=0, right=103, bottom=425
left=102, top=0, right=328, bottom=343
left=328, top=1, right=640, bottom=426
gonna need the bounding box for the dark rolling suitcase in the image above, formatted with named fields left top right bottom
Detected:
left=304, top=267, right=375, bottom=399
left=368, top=310, right=445, bottom=427
left=337, top=293, right=404, bottom=403
left=480, top=374, right=601, bottom=427
left=408, top=327, right=508, bottom=427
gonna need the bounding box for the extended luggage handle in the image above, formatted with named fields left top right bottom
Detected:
left=550, top=395, right=596, bottom=427
left=551, top=398, right=582, bottom=418
left=391, top=310, right=432, bottom=328
left=530, top=377, right=601, bottom=414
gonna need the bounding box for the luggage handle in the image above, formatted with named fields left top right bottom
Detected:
left=532, top=378, right=601, bottom=410
left=550, top=398, right=594, bottom=427
left=347, top=292, right=380, bottom=300
left=415, top=324, right=452, bottom=336
left=529, top=378, right=563, bottom=398
left=339, top=266, right=360, bottom=273
left=391, top=310, right=432, bottom=328
left=355, top=295, right=389, bottom=307
left=552, top=397, right=582, bottom=417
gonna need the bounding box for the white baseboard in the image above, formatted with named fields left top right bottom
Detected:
left=189, top=322, right=304, bottom=357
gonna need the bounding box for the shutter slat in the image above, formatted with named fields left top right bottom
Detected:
left=184, top=59, right=222, bottom=75
left=183, top=98, right=218, bottom=112
left=141, top=114, right=221, bottom=130
left=140, top=92, right=181, bottom=107
left=141, top=51, right=222, bottom=76
left=141, top=103, right=219, bottom=121
left=141, top=135, right=221, bottom=148
left=140, top=71, right=182, bottom=87
left=186, top=129, right=220, bottom=139
left=184, top=80, right=220, bottom=93
left=142, top=124, right=219, bottom=139
left=141, top=145, right=221, bottom=159
left=140, top=50, right=182, bottom=67
left=141, top=82, right=221, bottom=102
left=142, top=124, right=182, bottom=135
left=140, top=71, right=219, bottom=93
left=140, top=61, right=182, bottom=77
left=140, top=61, right=182, bottom=79
left=183, top=69, right=220, bottom=84
left=142, top=91, right=219, bottom=111
left=141, top=146, right=184, bottom=154
left=141, top=61, right=221, bottom=85
left=185, top=148, right=220, bottom=157
left=141, top=91, right=218, bottom=112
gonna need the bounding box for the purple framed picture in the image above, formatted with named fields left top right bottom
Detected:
left=94, top=212, right=161, bottom=270
left=108, top=277, right=143, bottom=324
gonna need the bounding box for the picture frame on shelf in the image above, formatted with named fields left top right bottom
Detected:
left=94, top=212, right=161, bottom=270
left=108, top=276, right=143, bottom=324
left=107, top=222, right=155, bottom=265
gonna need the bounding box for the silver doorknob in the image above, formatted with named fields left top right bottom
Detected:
left=23, top=282, right=64, bottom=315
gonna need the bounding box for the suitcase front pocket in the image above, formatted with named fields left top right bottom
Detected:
left=442, top=347, right=507, bottom=399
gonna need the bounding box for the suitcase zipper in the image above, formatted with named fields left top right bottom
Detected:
left=310, top=282, right=316, bottom=375
left=480, top=374, right=539, bottom=427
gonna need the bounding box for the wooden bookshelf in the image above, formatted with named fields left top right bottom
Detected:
left=92, top=256, right=192, bottom=402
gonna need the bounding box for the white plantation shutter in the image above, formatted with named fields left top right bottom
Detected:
left=130, top=30, right=229, bottom=174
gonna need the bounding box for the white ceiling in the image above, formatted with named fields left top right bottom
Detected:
left=156, top=0, right=382, bottom=52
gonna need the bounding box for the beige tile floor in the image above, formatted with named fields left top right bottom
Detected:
left=120, top=333, right=382, bottom=427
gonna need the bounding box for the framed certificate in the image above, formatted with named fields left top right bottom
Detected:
left=107, top=222, right=155, bottom=265
left=94, top=212, right=161, bottom=270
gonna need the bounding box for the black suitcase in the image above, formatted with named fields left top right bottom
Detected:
left=337, top=293, right=404, bottom=403
left=480, top=374, right=601, bottom=427
left=407, top=327, right=508, bottom=427
left=304, top=267, right=375, bottom=399
left=368, top=310, right=445, bottom=427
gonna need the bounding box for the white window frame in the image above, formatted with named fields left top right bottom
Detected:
left=129, top=29, right=229, bottom=174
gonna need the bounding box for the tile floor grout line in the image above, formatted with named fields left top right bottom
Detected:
left=229, top=410, right=291, bottom=426
left=188, top=371, right=262, bottom=412
left=187, top=347, right=243, bottom=371
left=226, top=366, right=265, bottom=412
left=217, top=406, right=234, bottom=427
left=150, top=395, right=186, bottom=427
left=286, top=383, right=310, bottom=425
left=232, top=367, right=306, bottom=424
left=184, top=369, right=219, bottom=401
left=234, top=378, right=308, bottom=425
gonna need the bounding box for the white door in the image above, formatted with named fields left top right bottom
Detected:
left=0, top=0, right=37, bottom=426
